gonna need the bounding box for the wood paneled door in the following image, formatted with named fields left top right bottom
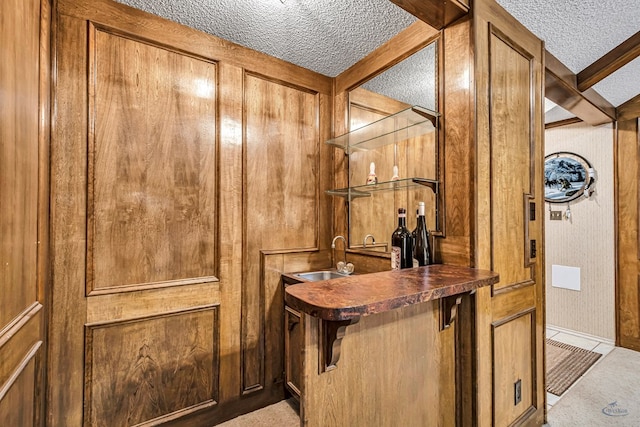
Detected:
left=0, top=0, right=50, bottom=425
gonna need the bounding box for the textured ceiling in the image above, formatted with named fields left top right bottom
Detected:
left=361, top=43, right=437, bottom=110
left=116, top=0, right=639, bottom=113
left=115, top=0, right=416, bottom=77
left=496, top=0, right=640, bottom=108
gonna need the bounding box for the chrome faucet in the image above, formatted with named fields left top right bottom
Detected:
left=363, top=234, right=375, bottom=248
left=331, top=235, right=354, bottom=274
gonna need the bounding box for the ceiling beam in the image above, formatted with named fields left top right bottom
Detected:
left=389, top=0, right=469, bottom=30
left=617, top=93, right=640, bottom=121
left=545, top=50, right=615, bottom=126
left=545, top=117, right=583, bottom=130
left=577, top=31, right=640, bottom=92
left=335, top=20, right=439, bottom=94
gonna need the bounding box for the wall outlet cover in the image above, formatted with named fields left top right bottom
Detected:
left=550, top=210, right=562, bottom=220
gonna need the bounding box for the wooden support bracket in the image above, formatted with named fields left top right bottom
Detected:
left=320, top=317, right=360, bottom=372
left=440, top=295, right=463, bottom=330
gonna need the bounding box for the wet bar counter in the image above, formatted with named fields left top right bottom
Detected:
left=284, top=264, right=499, bottom=321
left=282, top=264, right=499, bottom=427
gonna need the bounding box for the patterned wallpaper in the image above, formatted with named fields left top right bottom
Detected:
left=545, top=122, right=615, bottom=341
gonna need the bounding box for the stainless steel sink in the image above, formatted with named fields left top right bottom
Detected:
left=292, top=270, right=349, bottom=282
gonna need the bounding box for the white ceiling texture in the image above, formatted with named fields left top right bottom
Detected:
left=116, top=0, right=640, bottom=121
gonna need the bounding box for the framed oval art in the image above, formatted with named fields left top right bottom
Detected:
left=544, top=152, right=595, bottom=203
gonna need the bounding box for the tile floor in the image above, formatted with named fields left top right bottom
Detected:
left=546, top=326, right=615, bottom=410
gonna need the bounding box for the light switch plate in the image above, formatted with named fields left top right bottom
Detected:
left=550, top=210, right=562, bottom=220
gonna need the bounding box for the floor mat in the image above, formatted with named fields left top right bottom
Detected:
left=546, top=338, right=601, bottom=396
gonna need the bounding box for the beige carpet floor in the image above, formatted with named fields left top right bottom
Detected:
left=548, top=347, right=640, bottom=426
left=546, top=339, right=602, bottom=396
left=217, top=399, right=300, bottom=426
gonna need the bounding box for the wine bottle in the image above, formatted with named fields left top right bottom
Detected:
left=391, top=208, right=413, bottom=269
left=413, top=201, right=431, bottom=266
left=411, top=209, right=419, bottom=267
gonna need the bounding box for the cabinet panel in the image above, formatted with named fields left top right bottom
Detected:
left=284, top=306, right=303, bottom=399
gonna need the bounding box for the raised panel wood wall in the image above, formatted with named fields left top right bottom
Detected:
left=471, top=0, right=545, bottom=425
left=0, top=0, right=49, bottom=424
left=617, top=118, right=640, bottom=351
left=84, top=307, right=219, bottom=426
left=242, top=73, right=321, bottom=394
left=492, top=311, right=535, bottom=426
left=50, top=0, right=332, bottom=424
left=88, top=26, right=218, bottom=293
left=489, top=25, right=535, bottom=292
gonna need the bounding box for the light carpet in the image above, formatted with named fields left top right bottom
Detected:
left=546, top=339, right=601, bottom=396
left=548, top=347, right=640, bottom=426
left=216, top=399, right=299, bottom=426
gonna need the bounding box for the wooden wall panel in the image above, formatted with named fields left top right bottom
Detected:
left=51, top=13, right=224, bottom=426
left=0, top=356, right=37, bottom=426
left=242, top=73, right=321, bottom=393
left=472, top=1, right=545, bottom=425
left=51, top=0, right=331, bottom=424
left=49, top=14, right=92, bottom=425
left=1, top=0, right=49, bottom=424
left=84, top=306, right=219, bottom=426
left=88, top=26, right=218, bottom=293
left=492, top=311, right=535, bottom=426
left=301, top=301, right=456, bottom=426
left=0, top=0, right=40, bottom=332
left=617, top=118, right=640, bottom=350
left=440, top=17, right=474, bottom=266
left=489, top=26, right=535, bottom=291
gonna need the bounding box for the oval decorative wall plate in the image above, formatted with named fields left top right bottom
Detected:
left=544, top=152, right=594, bottom=203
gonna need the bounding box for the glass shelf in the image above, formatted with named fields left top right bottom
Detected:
left=326, top=178, right=438, bottom=200
left=326, top=106, right=439, bottom=153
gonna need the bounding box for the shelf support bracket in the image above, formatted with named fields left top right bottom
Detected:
left=320, top=317, right=360, bottom=372
left=440, top=294, right=463, bottom=330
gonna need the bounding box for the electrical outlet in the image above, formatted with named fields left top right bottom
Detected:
left=514, top=379, right=522, bottom=405
left=550, top=210, right=562, bottom=220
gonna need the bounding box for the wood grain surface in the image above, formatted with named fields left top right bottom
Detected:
left=285, top=264, right=498, bottom=320
left=50, top=2, right=332, bottom=424
left=88, top=26, right=218, bottom=292
left=617, top=118, right=640, bottom=350
left=0, top=0, right=48, bottom=424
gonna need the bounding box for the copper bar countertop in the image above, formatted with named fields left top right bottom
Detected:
left=284, top=264, right=499, bottom=321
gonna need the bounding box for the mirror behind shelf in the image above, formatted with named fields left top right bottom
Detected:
left=347, top=41, right=438, bottom=253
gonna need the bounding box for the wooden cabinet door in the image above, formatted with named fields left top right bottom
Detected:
left=284, top=306, right=303, bottom=400
left=0, top=0, right=49, bottom=425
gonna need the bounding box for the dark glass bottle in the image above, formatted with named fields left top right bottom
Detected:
left=413, top=201, right=431, bottom=266
left=391, top=208, right=413, bottom=269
